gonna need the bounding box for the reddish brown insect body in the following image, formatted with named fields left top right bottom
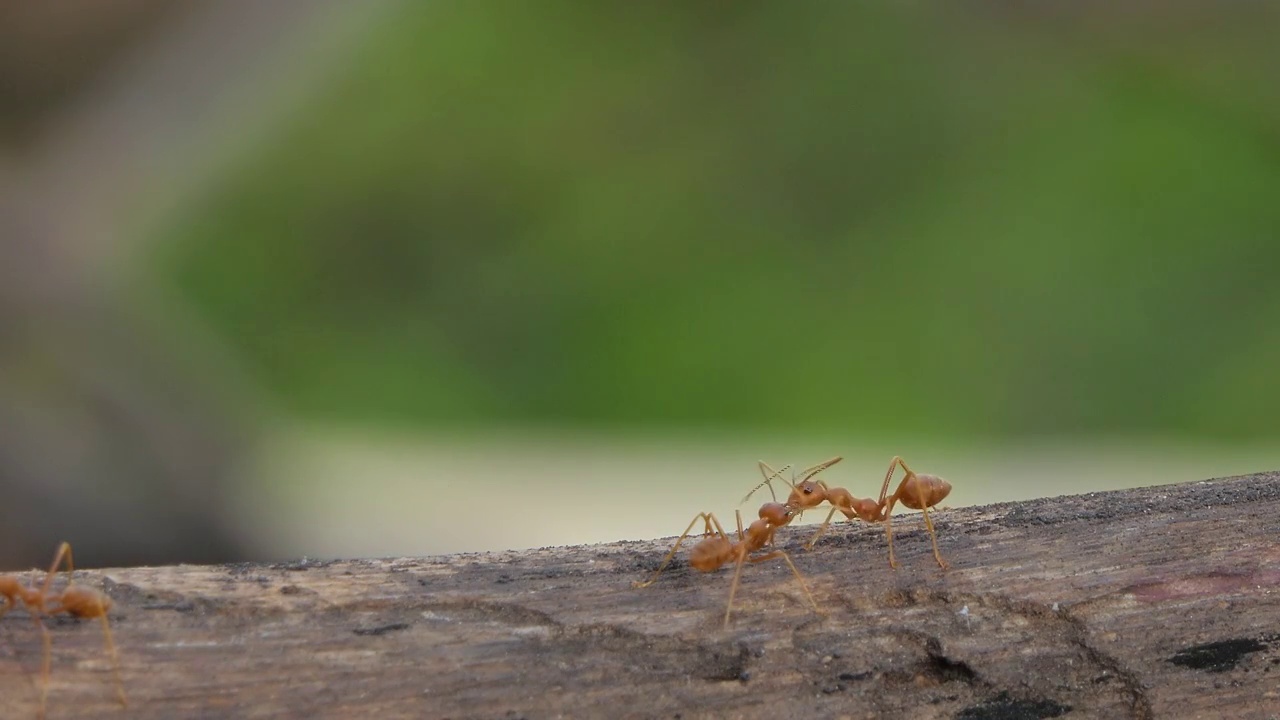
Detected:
left=749, top=455, right=953, bottom=569
left=876, top=456, right=952, bottom=569
left=634, top=466, right=822, bottom=628
left=0, top=542, right=126, bottom=719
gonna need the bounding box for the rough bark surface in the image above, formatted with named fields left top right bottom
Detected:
left=2, top=471, right=1279, bottom=719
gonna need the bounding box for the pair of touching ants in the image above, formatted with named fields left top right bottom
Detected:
left=0, top=542, right=125, bottom=720
left=634, top=456, right=951, bottom=628
left=748, top=455, right=952, bottom=570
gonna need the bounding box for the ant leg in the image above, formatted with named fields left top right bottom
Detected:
left=697, top=514, right=715, bottom=538
left=804, top=507, right=841, bottom=551
left=723, top=548, right=748, bottom=629
left=633, top=513, right=725, bottom=588
left=878, top=459, right=920, bottom=570
left=748, top=550, right=820, bottom=615
left=882, top=495, right=900, bottom=570
left=914, top=482, right=949, bottom=570
left=31, top=613, right=51, bottom=720
left=36, top=542, right=73, bottom=601
left=23, top=542, right=74, bottom=720
left=718, top=527, right=825, bottom=629
left=796, top=456, right=843, bottom=485
left=705, top=513, right=730, bottom=539
left=741, top=462, right=792, bottom=505
left=879, top=456, right=912, bottom=505
left=96, top=613, right=127, bottom=707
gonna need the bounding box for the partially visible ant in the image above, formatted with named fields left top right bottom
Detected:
left=0, top=542, right=126, bottom=720
left=748, top=455, right=952, bottom=570
left=634, top=464, right=821, bottom=628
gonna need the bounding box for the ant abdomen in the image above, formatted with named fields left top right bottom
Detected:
left=689, top=537, right=734, bottom=571
left=898, top=473, right=951, bottom=510
left=59, top=585, right=112, bottom=617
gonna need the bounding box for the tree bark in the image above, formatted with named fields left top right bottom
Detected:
left=2, top=470, right=1278, bottom=719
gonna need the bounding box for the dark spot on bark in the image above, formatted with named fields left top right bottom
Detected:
left=925, top=651, right=978, bottom=684
left=353, top=622, right=411, bottom=636
left=698, top=645, right=751, bottom=681
left=1167, top=637, right=1268, bottom=673
left=956, top=692, right=1070, bottom=720
left=916, top=636, right=978, bottom=685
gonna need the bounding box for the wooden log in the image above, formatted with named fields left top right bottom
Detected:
left=2, top=471, right=1278, bottom=719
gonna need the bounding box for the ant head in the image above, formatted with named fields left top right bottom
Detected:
left=758, top=502, right=793, bottom=526
left=794, top=480, right=826, bottom=503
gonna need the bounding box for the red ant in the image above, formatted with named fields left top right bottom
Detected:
left=873, top=455, right=952, bottom=569
left=749, top=455, right=952, bottom=570
left=634, top=466, right=821, bottom=628
left=0, top=542, right=126, bottom=719
left=744, top=456, right=873, bottom=542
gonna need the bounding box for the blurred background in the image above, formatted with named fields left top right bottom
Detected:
left=2, top=1, right=1277, bottom=569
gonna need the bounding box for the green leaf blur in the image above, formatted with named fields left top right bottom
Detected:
left=152, top=3, right=1280, bottom=440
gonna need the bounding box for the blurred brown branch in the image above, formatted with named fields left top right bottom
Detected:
left=0, top=0, right=333, bottom=568
left=1, top=0, right=391, bottom=568
left=0, top=178, right=253, bottom=569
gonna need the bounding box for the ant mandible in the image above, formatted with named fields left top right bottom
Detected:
left=0, top=542, right=126, bottom=720
left=748, top=456, right=952, bottom=570
left=635, top=465, right=821, bottom=628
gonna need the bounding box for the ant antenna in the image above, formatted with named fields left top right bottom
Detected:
left=740, top=462, right=793, bottom=505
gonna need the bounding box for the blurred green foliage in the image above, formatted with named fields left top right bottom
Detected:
left=151, top=3, right=1280, bottom=439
